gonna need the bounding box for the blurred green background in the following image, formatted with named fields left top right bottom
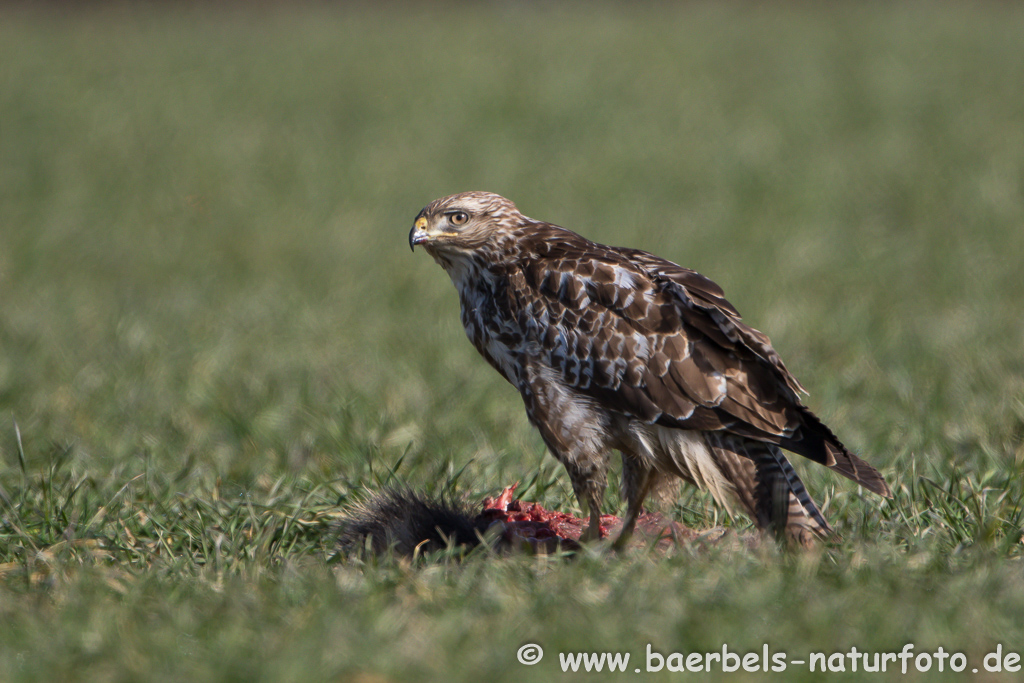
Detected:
left=1, top=3, right=1023, bottom=682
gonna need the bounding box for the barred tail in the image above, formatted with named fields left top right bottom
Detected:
left=707, top=434, right=833, bottom=546
left=763, top=443, right=833, bottom=544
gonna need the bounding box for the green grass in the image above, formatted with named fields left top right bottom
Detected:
left=2, top=2, right=1024, bottom=681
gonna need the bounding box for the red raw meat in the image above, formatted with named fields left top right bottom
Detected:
left=478, top=483, right=698, bottom=552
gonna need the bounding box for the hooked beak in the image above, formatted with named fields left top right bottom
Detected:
left=409, top=216, right=429, bottom=251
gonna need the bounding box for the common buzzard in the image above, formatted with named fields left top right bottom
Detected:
left=410, top=192, right=890, bottom=547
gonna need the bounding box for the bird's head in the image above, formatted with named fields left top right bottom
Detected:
left=409, top=192, right=523, bottom=262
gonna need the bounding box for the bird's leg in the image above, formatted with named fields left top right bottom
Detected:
left=566, top=462, right=608, bottom=544
left=579, top=500, right=604, bottom=543
left=613, top=456, right=654, bottom=552
left=524, top=384, right=610, bottom=546
left=612, top=498, right=644, bottom=551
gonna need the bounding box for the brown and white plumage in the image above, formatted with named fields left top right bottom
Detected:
left=410, top=191, right=890, bottom=547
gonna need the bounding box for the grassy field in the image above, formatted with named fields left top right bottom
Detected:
left=2, top=3, right=1024, bottom=681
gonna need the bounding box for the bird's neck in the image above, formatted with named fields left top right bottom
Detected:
left=428, top=240, right=514, bottom=294
left=427, top=249, right=476, bottom=289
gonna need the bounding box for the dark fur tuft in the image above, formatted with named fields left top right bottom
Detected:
left=337, top=487, right=490, bottom=556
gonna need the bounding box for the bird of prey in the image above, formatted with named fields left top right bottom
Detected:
left=409, top=191, right=890, bottom=548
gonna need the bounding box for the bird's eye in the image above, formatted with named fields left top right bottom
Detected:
left=448, top=211, right=469, bottom=226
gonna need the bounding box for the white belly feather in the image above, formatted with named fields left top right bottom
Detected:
left=628, top=423, right=734, bottom=509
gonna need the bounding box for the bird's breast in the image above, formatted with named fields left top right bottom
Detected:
left=457, top=278, right=524, bottom=385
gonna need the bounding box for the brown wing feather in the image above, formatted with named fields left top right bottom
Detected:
left=622, top=247, right=808, bottom=397
left=511, top=223, right=891, bottom=498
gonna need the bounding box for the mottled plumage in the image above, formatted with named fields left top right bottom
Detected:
left=410, top=191, right=890, bottom=547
